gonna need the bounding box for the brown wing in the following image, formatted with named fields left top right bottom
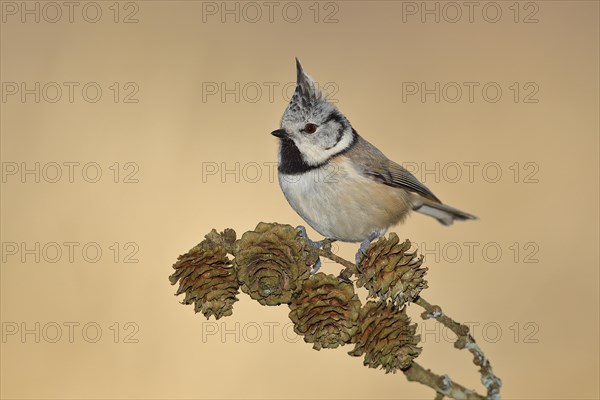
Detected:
left=346, top=135, right=441, bottom=204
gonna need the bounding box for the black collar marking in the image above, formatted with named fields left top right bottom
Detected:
left=278, top=128, right=359, bottom=175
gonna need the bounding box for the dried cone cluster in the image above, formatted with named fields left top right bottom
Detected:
left=167, top=222, right=494, bottom=398
left=289, top=273, right=361, bottom=350
left=357, top=233, right=428, bottom=306
left=349, top=301, right=422, bottom=373
left=170, top=223, right=424, bottom=373
left=234, top=223, right=311, bottom=306
left=169, top=229, right=239, bottom=320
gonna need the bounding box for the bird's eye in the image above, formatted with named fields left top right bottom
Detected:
left=303, top=123, right=318, bottom=134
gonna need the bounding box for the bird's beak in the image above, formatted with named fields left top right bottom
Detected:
left=271, top=128, right=287, bottom=138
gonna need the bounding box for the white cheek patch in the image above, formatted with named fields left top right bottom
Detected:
left=296, top=141, right=327, bottom=165
left=296, top=129, right=354, bottom=166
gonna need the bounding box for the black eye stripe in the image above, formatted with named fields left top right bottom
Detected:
left=323, top=111, right=345, bottom=126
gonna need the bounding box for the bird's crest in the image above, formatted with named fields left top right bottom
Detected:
left=283, top=58, right=333, bottom=124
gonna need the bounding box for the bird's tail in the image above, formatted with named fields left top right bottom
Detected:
left=413, top=199, right=477, bottom=226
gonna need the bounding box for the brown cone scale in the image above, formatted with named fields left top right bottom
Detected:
left=358, top=233, right=428, bottom=306
left=349, top=301, right=422, bottom=373
left=289, top=272, right=362, bottom=350
left=169, top=229, right=239, bottom=320
left=234, top=223, right=311, bottom=306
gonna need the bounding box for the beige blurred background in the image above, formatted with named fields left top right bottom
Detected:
left=1, top=1, right=598, bottom=399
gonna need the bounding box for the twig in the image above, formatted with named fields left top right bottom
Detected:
left=415, top=297, right=502, bottom=400
left=317, top=240, right=357, bottom=281
left=404, top=362, right=484, bottom=400
left=315, top=242, right=500, bottom=399
left=434, top=392, right=445, bottom=400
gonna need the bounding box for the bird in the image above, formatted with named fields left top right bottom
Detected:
left=271, top=59, right=477, bottom=271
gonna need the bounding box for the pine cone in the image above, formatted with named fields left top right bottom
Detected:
left=169, top=229, right=239, bottom=320
left=357, top=233, right=427, bottom=306
left=349, top=301, right=421, bottom=373
left=234, top=222, right=311, bottom=306
left=289, top=273, right=362, bottom=350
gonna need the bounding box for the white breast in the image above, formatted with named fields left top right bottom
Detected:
left=278, top=157, right=412, bottom=242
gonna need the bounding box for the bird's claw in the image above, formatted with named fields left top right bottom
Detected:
left=297, top=225, right=325, bottom=274
left=296, top=225, right=324, bottom=249
left=354, top=234, right=378, bottom=272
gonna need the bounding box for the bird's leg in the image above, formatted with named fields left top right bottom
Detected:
left=354, top=240, right=370, bottom=269
left=355, top=232, right=380, bottom=271
left=296, top=225, right=329, bottom=274
left=310, top=258, right=322, bottom=274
